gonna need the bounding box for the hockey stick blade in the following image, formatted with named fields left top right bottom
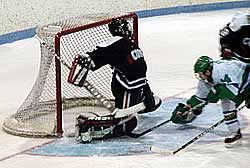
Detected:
left=150, top=146, right=174, bottom=156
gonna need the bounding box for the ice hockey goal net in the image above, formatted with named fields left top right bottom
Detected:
left=3, top=13, right=138, bottom=137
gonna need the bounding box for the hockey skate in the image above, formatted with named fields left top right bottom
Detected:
left=224, top=129, right=242, bottom=148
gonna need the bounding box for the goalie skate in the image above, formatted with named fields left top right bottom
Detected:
left=68, top=54, right=92, bottom=87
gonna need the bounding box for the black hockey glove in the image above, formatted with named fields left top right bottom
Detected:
left=142, top=83, right=156, bottom=113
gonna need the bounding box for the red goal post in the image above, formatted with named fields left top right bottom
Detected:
left=3, top=13, right=138, bottom=137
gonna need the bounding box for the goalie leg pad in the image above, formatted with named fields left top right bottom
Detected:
left=68, top=54, right=92, bottom=87
left=75, top=112, right=137, bottom=143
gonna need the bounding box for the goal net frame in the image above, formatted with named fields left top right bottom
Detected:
left=2, top=12, right=138, bottom=138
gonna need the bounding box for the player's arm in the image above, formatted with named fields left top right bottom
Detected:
left=87, top=36, right=126, bottom=70
left=219, top=23, right=235, bottom=58
left=171, top=81, right=240, bottom=124
left=207, top=83, right=238, bottom=103
left=67, top=37, right=123, bottom=87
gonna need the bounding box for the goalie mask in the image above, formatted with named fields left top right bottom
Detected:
left=108, top=18, right=132, bottom=38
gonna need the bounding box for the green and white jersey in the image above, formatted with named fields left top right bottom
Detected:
left=196, top=59, right=250, bottom=104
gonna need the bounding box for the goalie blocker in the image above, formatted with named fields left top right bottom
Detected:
left=68, top=54, right=94, bottom=87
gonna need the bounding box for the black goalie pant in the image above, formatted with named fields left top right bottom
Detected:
left=110, top=77, right=142, bottom=136
left=111, top=76, right=144, bottom=109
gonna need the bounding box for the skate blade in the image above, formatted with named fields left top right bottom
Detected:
left=225, top=139, right=242, bottom=148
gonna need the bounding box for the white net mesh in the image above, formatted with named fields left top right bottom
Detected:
left=3, top=13, right=138, bottom=137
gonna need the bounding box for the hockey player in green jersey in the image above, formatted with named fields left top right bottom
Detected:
left=171, top=56, right=250, bottom=147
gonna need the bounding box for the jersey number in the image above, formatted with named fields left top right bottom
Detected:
left=131, top=49, right=143, bottom=60
left=221, top=74, right=232, bottom=83
left=243, top=38, right=250, bottom=46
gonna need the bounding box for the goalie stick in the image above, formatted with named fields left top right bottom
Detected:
left=150, top=105, right=246, bottom=156
left=128, top=104, right=199, bottom=138
left=128, top=119, right=171, bottom=138
left=35, top=35, right=158, bottom=119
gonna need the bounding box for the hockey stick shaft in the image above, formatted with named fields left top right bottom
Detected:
left=172, top=118, right=224, bottom=154
left=152, top=105, right=246, bottom=155
left=151, top=119, right=224, bottom=155
left=128, top=119, right=171, bottom=138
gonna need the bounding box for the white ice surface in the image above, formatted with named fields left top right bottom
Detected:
left=0, top=8, right=250, bottom=168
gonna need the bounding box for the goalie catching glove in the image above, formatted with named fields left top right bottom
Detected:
left=68, top=54, right=94, bottom=87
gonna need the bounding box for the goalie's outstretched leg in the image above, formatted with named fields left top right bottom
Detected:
left=75, top=111, right=138, bottom=143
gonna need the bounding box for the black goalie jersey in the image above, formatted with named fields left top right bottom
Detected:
left=220, top=13, right=250, bottom=60
left=87, top=36, right=147, bottom=90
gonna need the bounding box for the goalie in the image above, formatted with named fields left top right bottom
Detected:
left=171, top=56, right=250, bottom=147
left=68, top=18, right=161, bottom=142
